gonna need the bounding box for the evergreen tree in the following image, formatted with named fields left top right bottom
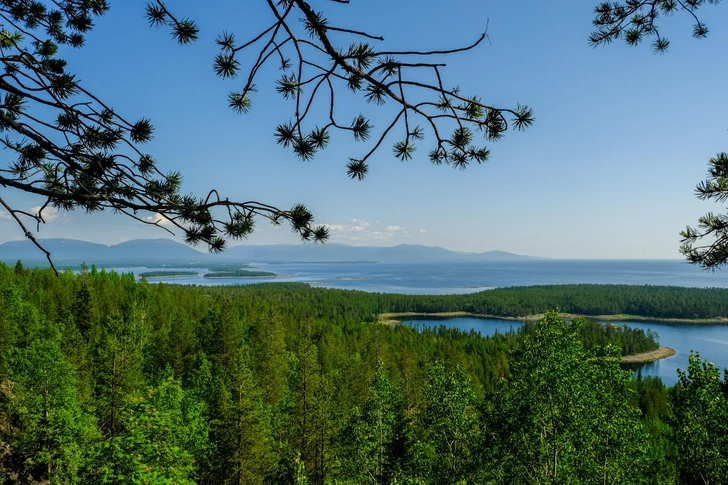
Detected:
left=0, top=282, right=21, bottom=374
left=91, top=313, right=146, bottom=438
left=71, top=282, right=94, bottom=337
left=290, top=321, right=321, bottom=479
left=100, top=371, right=209, bottom=485
left=339, top=365, right=407, bottom=485
left=250, top=305, right=289, bottom=407
left=210, top=348, right=273, bottom=485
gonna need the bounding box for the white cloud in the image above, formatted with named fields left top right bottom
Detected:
left=324, top=223, right=346, bottom=232
left=352, top=222, right=370, bottom=232
left=145, top=213, right=173, bottom=226
left=325, top=221, right=371, bottom=233
left=30, top=205, right=63, bottom=222
left=419, top=229, right=427, bottom=234
left=322, top=219, right=418, bottom=244
left=0, top=211, right=11, bottom=220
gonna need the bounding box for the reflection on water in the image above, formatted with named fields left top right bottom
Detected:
left=404, top=317, right=524, bottom=338
left=611, top=321, right=728, bottom=387
left=620, top=361, right=659, bottom=379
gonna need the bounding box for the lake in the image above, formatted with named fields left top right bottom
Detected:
left=401, top=316, right=728, bottom=386
left=120, top=259, right=728, bottom=294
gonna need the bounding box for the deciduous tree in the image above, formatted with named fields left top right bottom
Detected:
left=484, top=312, right=649, bottom=484
left=671, top=351, right=728, bottom=484
left=3, top=319, right=98, bottom=484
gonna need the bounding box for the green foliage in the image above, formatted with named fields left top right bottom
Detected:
left=2, top=319, right=98, bottom=484
left=484, top=312, right=649, bottom=484
left=138, top=271, right=198, bottom=278
left=671, top=352, right=728, bottom=484
left=91, top=313, right=147, bottom=438
left=250, top=306, right=289, bottom=407
left=1, top=266, right=722, bottom=484
left=681, top=153, right=728, bottom=269
left=290, top=321, right=322, bottom=475
left=0, top=282, right=21, bottom=372
left=417, top=362, right=479, bottom=484
left=339, top=365, right=407, bottom=484
left=206, top=347, right=274, bottom=485
left=204, top=270, right=277, bottom=278
left=100, top=372, right=208, bottom=485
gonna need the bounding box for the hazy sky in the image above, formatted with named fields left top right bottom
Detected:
left=1, top=0, right=726, bottom=259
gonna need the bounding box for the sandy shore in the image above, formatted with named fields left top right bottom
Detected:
left=536, top=313, right=728, bottom=325
left=620, top=346, right=677, bottom=363
left=378, top=311, right=525, bottom=326
left=203, top=275, right=276, bottom=279
left=379, top=311, right=728, bottom=325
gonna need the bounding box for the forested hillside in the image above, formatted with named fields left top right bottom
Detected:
left=377, top=284, right=728, bottom=319
left=1, top=264, right=726, bottom=484
left=197, top=282, right=728, bottom=321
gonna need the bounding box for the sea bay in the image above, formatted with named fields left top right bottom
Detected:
left=124, top=259, right=728, bottom=294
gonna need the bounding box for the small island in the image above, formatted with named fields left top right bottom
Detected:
left=139, top=271, right=199, bottom=278
left=620, top=346, right=677, bottom=363
left=203, top=269, right=277, bottom=278
left=206, top=263, right=253, bottom=271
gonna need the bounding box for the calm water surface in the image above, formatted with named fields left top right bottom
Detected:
left=403, top=317, right=728, bottom=386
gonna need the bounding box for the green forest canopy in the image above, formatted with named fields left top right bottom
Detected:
left=1, top=264, right=727, bottom=484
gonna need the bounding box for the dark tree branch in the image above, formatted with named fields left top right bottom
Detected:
left=1, top=0, right=537, bottom=265
left=589, top=0, right=718, bottom=53
left=0, top=195, right=57, bottom=273
left=200, top=0, right=534, bottom=177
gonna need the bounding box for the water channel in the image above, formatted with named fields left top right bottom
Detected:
left=402, top=317, right=728, bottom=386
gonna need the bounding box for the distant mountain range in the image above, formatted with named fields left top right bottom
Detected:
left=0, top=238, right=544, bottom=267
left=0, top=239, right=211, bottom=267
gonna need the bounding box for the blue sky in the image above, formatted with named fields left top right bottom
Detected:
left=1, top=0, right=726, bottom=259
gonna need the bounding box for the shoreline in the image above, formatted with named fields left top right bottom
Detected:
left=140, top=274, right=197, bottom=279
left=378, top=311, right=525, bottom=326
left=543, top=312, right=728, bottom=325
left=378, top=311, right=728, bottom=325
left=621, top=346, right=677, bottom=363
